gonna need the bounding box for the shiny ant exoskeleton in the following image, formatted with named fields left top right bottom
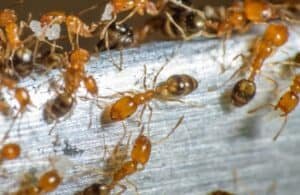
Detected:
left=77, top=116, right=183, bottom=194
left=231, top=23, right=288, bottom=107
left=108, top=70, right=197, bottom=122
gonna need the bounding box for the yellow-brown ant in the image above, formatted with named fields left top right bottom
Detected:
left=44, top=48, right=102, bottom=132
left=108, top=68, right=198, bottom=122
left=248, top=72, right=300, bottom=140
left=10, top=157, right=69, bottom=195
left=99, top=48, right=197, bottom=123
left=110, top=0, right=167, bottom=24
left=77, top=116, right=183, bottom=194
left=229, top=23, right=288, bottom=106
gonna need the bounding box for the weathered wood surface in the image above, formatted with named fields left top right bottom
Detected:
left=1, top=27, right=300, bottom=195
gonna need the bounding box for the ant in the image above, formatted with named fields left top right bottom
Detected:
left=0, top=9, right=36, bottom=80
left=40, top=11, right=98, bottom=49
left=229, top=23, right=288, bottom=107
left=0, top=74, right=33, bottom=136
left=77, top=116, right=183, bottom=194
left=167, top=0, right=298, bottom=40
left=44, top=48, right=101, bottom=132
left=0, top=9, right=22, bottom=52
left=110, top=0, right=167, bottom=24
left=101, top=48, right=197, bottom=123
left=10, top=157, right=69, bottom=194
left=248, top=72, right=300, bottom=140
left=108, top=67, right=198, bottom=122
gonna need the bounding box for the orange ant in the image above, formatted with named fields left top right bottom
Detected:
left=40, top=11, right=98, bottom=49
left=110, top=0, right=167, bottom=24
left=44, top=48, right=101, bottom=132
left=77, top=116, right=183, bottom=194
left=167, top=0, right=298, bottom=40
left=108, top=64, right=198, bottom=122
left=0, top=75, right=33, bottom=133
left=248, top=72, right=300, bottom=141
left=229, top=23, right=288, bottom=106
left=10, top=157, right=69, bottom=195
left=0, top=9, right=22, bottom=52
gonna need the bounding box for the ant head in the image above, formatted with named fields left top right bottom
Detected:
left=231, top=79, right=256, bottom=107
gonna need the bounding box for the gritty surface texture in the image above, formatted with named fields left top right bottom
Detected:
left=1, top=28, right=300, bottom=195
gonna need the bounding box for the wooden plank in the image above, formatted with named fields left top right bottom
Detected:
left=1, top=27, right=300, bottom=195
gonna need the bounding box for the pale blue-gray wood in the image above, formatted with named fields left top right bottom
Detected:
left=1, top=27, right=300, bottom=195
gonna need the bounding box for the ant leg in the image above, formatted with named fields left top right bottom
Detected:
left=146, top=104, right=153, bottom=136
left=210, top=54, right=250, bottom=91
left=273, top=116, right=288, bottom=141
left=88, top=101, right=93, bottom=129
left=165, top=12, right=188, bottom=40
left=168, top=0, right=205, bottom=18
left=125, top=178, right=139, bottom=195
left=105, top=32, right=123, bottom=71
left=261, top=73, right=279, bottom=95
left=32, top=38, right=40, bottom=65
left=67, top=30, right=75, bottom=50
left=162, top=97, right=205, bottom=108
left=2, top=111, right=20, bottom=143
left=78, top=3, right=99, bottom=16
left=248, top=104, right=275, bottom=114
left=48, top=121, right=58, bottom=135
left=219, top=33, right=231, bottom=74
left=143, top=65, right=148, bottom=90
left=152, top=46, right=179, bottom=88
left=116, top=183, right=127, bottom=195
left=117, top=8, right=138, bottom=25
left=137, top=104, right=147, bottom=127
left=153, top=115, right=184, bottom=145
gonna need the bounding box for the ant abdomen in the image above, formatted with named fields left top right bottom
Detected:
left=76, top=183, right=111, bottom=195
left=97, top=23, right=134, bottom=51
left=155, top=74, right=198, bottom=99
left=44, top=93, right=74, bottom=123
left=231, top=79, right=256, bottom=107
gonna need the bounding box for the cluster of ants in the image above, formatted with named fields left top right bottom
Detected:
left=0, top=0, right=300, bottom=194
